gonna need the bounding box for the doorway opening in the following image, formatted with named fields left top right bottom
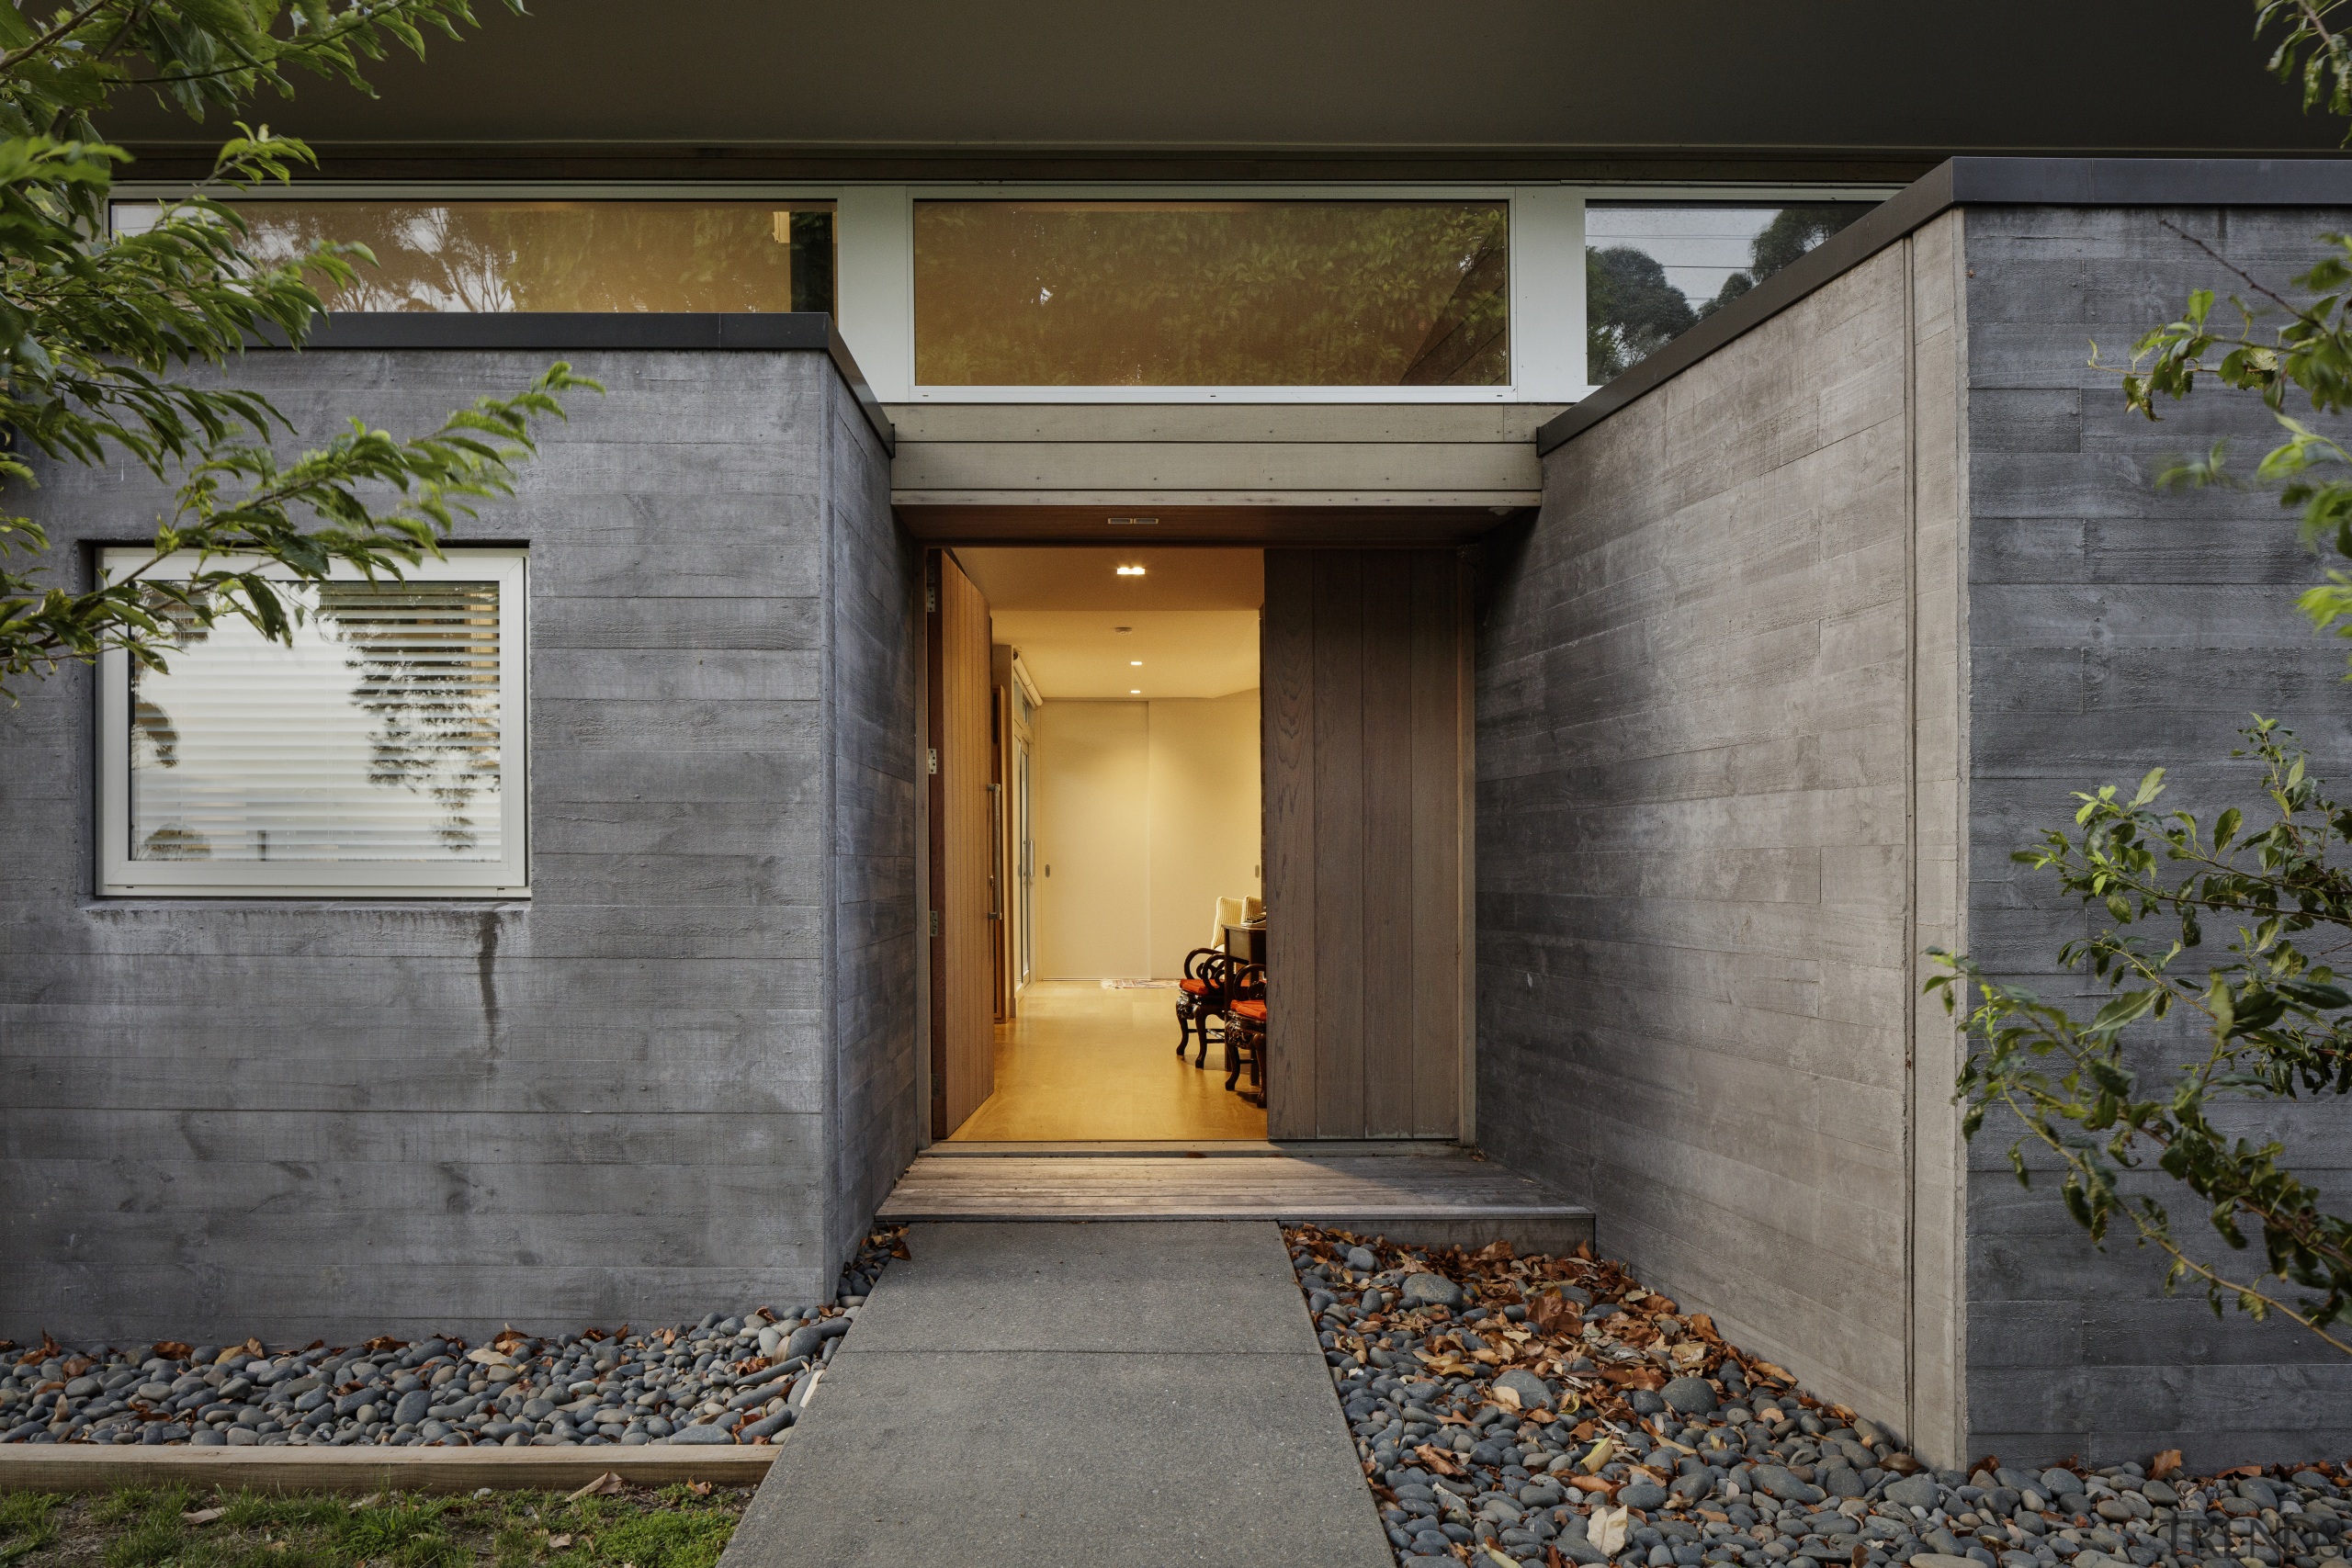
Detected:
left=928, top=546, right=1268, bottom=1142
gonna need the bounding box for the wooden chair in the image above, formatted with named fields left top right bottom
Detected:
left=1174, top=948, right=1236, bottom=1066
left=1220, top=962, right=1267, bottom=1107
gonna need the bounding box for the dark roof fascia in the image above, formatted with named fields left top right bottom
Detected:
left=112, top=141, right=2352, bottom=188
left=1537, top=154, right=2352, bottom=455
left=255, top=310, right=894, bottom=454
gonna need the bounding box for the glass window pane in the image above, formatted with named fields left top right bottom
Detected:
left=1585, top=202, right=1873, bottom=384
left=174, top=201, right=835, bottom=313
left=130, top=579, right=506, bottom=863
left=914, top=199, right=1509, bottom=387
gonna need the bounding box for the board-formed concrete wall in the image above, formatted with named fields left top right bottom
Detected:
left=1479, top=213, right=1972, bottom=1460
left=0, top=342, right=916, bottom=1344
left=1959, top=204, right=2352, bottom=1466
left=1492, top=191, right=2352, bottom=1469
left=823, top=376, right=922, bottom=1269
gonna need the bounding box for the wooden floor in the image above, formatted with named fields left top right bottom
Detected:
left=945, top=980, right=1269, bottom=1142
left=879, top=1147, right=1597, bottom=1254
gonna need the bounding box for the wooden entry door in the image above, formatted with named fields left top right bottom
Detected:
left=928, top=550, right=996, bottom=1137
left=1261, top=549, right=1469, bottom=1140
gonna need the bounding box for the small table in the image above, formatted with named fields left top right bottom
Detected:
left=1222, top=922, right=1266, bottom=965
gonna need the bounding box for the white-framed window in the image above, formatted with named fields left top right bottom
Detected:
left=96, top=548, right=529, bottom=898
left=107, top=180, right=1900, bottom=405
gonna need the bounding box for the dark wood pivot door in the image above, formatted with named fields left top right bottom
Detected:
left=1261, top=548, right=1469, bottom=1140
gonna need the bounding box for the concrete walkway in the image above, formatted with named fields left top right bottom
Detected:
left=718, top=1220, right=1391, bottom=1568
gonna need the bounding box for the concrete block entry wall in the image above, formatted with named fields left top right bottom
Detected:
left=0, top=318, right=916, bottom=1344
left=1482, top=163, right=2352, bottom=1470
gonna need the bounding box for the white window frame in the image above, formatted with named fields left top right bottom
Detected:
left=96, top=547, right=530, bottom=899
left=895, top=183, right=1531, bottom=404
left=106, top=179, right=1902, bottom=408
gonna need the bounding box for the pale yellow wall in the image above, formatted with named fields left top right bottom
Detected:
left=1031, top=692, right=1262, bottom=981
left=1146, top=690, right=1262, bottom=978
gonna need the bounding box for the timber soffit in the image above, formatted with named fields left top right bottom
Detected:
left=249, top=310, right=896, bottom=454
left=1536, top=155, right=2352, bottom=457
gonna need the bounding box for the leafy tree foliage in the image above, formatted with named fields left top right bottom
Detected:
left=0, top=0, right=591, bottom=698
left=1937, top=0, right=2352, bottom=1354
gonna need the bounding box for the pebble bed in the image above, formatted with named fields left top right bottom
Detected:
left=0, top=1226, right=906, bottom=1449
left=1285, top=1226, right=2351, bottom=1568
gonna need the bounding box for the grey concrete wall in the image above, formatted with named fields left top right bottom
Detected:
left=1479, top=219, right=1968, bottom=1455
left=0, top=345, right=909, bottom=1343
left=1959, top=205, right=2352, bottom=1466
left=823, top=378, right=922, bottom=1269
left=1490, top=196, right=2352, bottom=1470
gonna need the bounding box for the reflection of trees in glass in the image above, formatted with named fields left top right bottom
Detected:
left=1586, top=203, right=1874, bottom=384
left=1587, top=245, right=1698, bottom=384
left=914, top=202, right=1509, bottom=387
left=317, top=581, right=503, bottom=854
left=1699, top=205, right=1870, bottom=317
left=235, top=203, right=825, bottom=313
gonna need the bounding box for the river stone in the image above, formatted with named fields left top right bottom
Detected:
left=1401, top=1273, right=1466, bottom=1309
left=1493, top=1370, right=1552, bottom=1410
left=1346, top=1246, right=1378, bottom=1271
left=392, top=1390, right=430, bottom=1427
left=1885, top=1473, right=1942, bottom=1511
left=664, top=1423, right=735, bottom=1445
left=1908, top=1557, right=1977, bottom=1568
left=2040, top=1470, right=2085, bottom=1496
left=1620, top=1482, right=1670, bottom=1511
left=1751, top=1465, right=1808, bottom=1503
left=1661, top=1376, right=1716, bottom=1416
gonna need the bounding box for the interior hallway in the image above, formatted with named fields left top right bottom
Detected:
left=946, top=980, right=1268, bottom=1142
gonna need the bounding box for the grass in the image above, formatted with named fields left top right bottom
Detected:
left=0, top=1483, right=748, bottom=1568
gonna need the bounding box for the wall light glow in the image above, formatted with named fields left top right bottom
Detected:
left=1115, top=565, right=1147, bottom=577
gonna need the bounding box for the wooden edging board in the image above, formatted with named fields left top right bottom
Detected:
left=0, top=1445, right=778, bottom=1495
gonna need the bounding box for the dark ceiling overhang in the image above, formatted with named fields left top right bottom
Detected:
left=98, top=0, right=2348, bottom=186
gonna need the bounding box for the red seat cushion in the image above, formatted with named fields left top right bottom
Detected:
left=1229, top=999, right=1267, bottom=1021
left=1178, top=978, right=1210, bottom=994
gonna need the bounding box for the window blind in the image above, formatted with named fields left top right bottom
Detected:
left=128, top=578, right=506, bottom=864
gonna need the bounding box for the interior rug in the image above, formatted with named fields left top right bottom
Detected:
left=1101, top=977, right=1182, bottom=989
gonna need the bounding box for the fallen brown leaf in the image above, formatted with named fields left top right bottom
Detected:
left=565, top=1472, right=624, bottom=1502
left=1412, top=1443, right=1461, bottom=1475
left=183, top=1509, right=223, bottom=1526
left=2150, top=1450, right=2183, bottom=1482
left=1490, top=1382, right=1522, bottom=1411
left=685, top=1482, right=712, bottom=1498
left=346, top=1494, right=382, bottom=1513
left=546, top=1535, right=574, bottom=1551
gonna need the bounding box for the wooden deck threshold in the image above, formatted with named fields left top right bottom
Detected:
left=878, top=1149, right=1596, bottom=1257
left=929, top=1139, right=1468, bottom=1157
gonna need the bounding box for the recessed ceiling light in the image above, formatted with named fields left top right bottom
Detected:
left=1130, top=689, right=1141, bottom=695
left=1115, top=564, right=1146, bottom=577
left=1129, top=660, right=1142, bottom=666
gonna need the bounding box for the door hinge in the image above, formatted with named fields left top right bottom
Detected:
left=928, top=747, right=939, bottom=775
left=930, top=909, right=942, bottom=937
